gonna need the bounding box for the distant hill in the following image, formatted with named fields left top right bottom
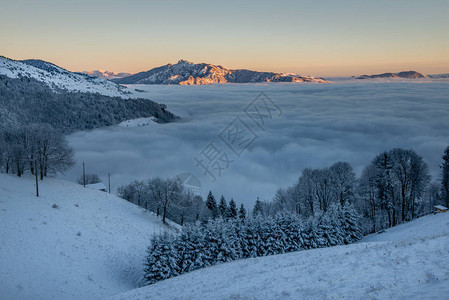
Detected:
left=113, top=59, right=329, bottom=85
left=428, top=73, right=449, bottom=79
left=0, top=56, right=130, bottom=97
left=356, top=71, right=428, bottom=80
left=0, top=174, right=178, bottom=300
left=82, top=70, right=132, bottom=79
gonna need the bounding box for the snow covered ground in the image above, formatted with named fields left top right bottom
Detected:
left=1, top=173, right=448, bottom=300
left=118, top=117, right=159, bottom=128
left=110, top=212, right=449, bottom=300
left=0, top=174, right=174, bottom=300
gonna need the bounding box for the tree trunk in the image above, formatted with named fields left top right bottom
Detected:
left=162, top=203, right=168, bottom=224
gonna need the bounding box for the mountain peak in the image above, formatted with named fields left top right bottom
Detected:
left=177, top=59, right=194, bottom=65
left=114, top=60, right=329, bottom=85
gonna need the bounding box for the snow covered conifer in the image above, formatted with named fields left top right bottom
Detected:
left=252, top=197, right=263, bottom=217
left=144, top=233, right=180, bottom=284
left=239, top=204, right=246, bottom=221
left=206, top=191, right=218, bottom=219
left=228, top=198, right=238, bottom=219
left=218, top=195, right=228, bottom=218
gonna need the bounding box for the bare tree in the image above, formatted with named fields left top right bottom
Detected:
left=389, top=148, right=430, bottom=220
left=441, top=146, right=449, bottom=207
left=329, top=162, right=356, bottom=206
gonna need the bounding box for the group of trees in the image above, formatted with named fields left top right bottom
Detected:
left=144, top=204, right=362, bottom=285
left=270, top=162, right=356, bottom=218
left=357, top=148, right=430, bottom=231
left=118, top=178, right=249, bottom=226
left=0, top=124, right=74, bottom=179
left=119, top=177, right=201, bottom=224
left=259, top=147, right=448, bottom=234
left=205, top=191, right=246, bottom=221
left=118, top=147, right=449, bottom=233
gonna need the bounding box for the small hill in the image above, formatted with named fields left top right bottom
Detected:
left=356, top=70, right=427, bottom=80
left=0, top=174, right=176, bottom=300
left=0, top=56, right=129, bottom=97
left=428, top=73, right=449, bottom=79
left=113, top=59, right=329, bottom=85
left=110, top=213, right=449, bottom=299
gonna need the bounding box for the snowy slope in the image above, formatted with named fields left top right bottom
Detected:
left=0, top=174, right=174, bottom=300
left=0, top=56, right=130, bottom=97
left=111, top=213, right=449, bottom=300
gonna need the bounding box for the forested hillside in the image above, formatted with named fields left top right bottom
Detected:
left=0, top=75, right=178, bottom=133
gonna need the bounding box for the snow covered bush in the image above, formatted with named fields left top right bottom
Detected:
left=143, top=205, right=362, bottom=285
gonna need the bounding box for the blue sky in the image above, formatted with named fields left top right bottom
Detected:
left=1, top=0, right=448, bottom=76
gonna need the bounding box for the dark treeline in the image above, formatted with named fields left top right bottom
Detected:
left=0, top=124, right=74, bottom=179
left=0, top=75, right=178, bottom=133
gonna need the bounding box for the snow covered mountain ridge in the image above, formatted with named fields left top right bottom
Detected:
left=0, top=56, right=130, bottom=97
left=113, top=59, right=330, bottom=85
left=82, top=70, right=131, bottom=79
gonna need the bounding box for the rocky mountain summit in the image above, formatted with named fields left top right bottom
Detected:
left=113, top=60, right=329, bottom=85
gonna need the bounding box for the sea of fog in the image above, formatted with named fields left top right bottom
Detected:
left=63, top=82, right=449, bottom=208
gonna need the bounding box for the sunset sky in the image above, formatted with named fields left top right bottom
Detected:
left=1, top=0, right=448, bottom=77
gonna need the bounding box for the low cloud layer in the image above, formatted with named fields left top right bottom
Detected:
left=63, top=82, right=449, bottom=208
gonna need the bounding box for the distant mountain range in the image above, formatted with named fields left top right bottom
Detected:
left=355, top=71, right=428, bottom=80
left=112, top=59, right=329, bottom=85
left=82, top=70, right=131, bottom=79
left=0, top=56, right=129, bottom=97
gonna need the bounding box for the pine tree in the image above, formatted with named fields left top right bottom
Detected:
left=218, top=195, right=228, bottom=218
left=239, top=204, right=246, bottom=221
left=228, top=198, right=238, bottom=219
left=441, top=146, right=449, bottom=207
left=252, top=197, right=263, bottom=217
left=206, top=191, right=218, bottom=219
left=144, top=233, right=180, bottom=284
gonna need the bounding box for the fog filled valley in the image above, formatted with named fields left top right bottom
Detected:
left=64, top=82, right=449, bottom=207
